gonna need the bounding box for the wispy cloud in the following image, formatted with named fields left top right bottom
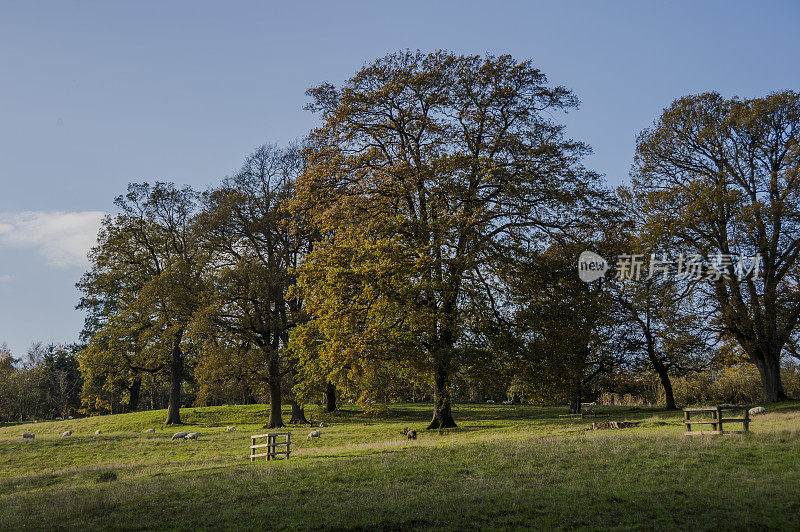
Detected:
left=0, top=274, right=12, bottom=283
left=0, top=211, right=106, bottom=268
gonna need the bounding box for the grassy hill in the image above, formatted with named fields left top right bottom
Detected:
left=1, top=402, right=799, bottom=529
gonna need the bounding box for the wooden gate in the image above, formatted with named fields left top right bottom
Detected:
left=250, top=432, right=291, bottom=461
left=683, top=406, right=750, bottom=435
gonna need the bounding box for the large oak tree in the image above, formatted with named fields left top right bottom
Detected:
left=632, top=91, right=800, bottom=402
left=293, top=51, right=603, bottom=428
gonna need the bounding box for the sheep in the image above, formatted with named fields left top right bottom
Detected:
left=307, top=430, right=322, bottom=440
left=68, top=416, right=73, bottom=420
left=185, top=432, right=198, bottom=440
left=22, top=433, right=35, bottom=439
left=749, top=406, right=767, bottom=416
left=407, top=429, right=417, bottom=440
left=62, top=430, right=72, bottom=437
left=486, top=399, right=495, bottom=404
left=143, top=428, right=156, bottom=434
left=94, top=429, right=102, bottom=435
left=226, top=426, right=236, bottom=432
left=171, top=431, right=188, bottom=440
left=319, top=422, right=329, bottom=428
left=55, top=417, right=63, bottom=421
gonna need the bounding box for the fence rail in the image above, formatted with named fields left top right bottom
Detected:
left=250, top=432, right=291, bottom=461
left=683, top=406, right=750, bottom=435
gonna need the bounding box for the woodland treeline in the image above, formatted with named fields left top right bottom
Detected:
left=2, top=51, right=799, bottom=428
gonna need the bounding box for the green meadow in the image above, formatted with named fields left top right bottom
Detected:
left=1, top=403, right=799, bottom=530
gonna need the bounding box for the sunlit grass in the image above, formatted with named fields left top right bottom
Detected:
left=0, top=402, right=798, bottom=529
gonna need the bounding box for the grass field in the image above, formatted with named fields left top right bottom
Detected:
left=1, top=402, right=799, bottom=530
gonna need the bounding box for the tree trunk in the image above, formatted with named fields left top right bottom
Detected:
left=756, top=352, right=787, bottom=403
left=324, top=381, right=337, bottom=413
left=289, top=399, right=308, bottom=424
left=149, top=373, right=155, bottom=410
left=126, top=376, right=142, bottom=413
left=569, top=388, right=582, bottom=414
left=265, top=350, right=284, bottom=428
left=427, top=364, right=457, bottom=429
left=654, top=365, right=677, bottom=409
left=165, top=333, right=184, bottom=425
left=266, top=378, right=284, bottom=428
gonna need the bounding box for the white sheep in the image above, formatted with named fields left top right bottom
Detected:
left=143, top=428, right=156, bottom=434
left=749, top=406, right=767, bottom=416
left=226, top=426, right=236, bottom=432
left=486, top=399, right=495, bottom=404
left=307, top=430, right=322, bottom=440
left=62, top=430, right=72, bottom=437
left=185, top=432, right=198, bottom=440
left=171, top=431, right=188, bottom=440
left=22, top=433, right=35, bottom=439
left=55, top=417, right=63, bottom=421
left=94, top=429, right=102, bottom=435
left=319, top=422, right=329, bottom=428
left=68, top=416, right=73, bottom=420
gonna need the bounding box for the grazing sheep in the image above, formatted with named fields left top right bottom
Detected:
left=319, top=422, right=328, bottom=428
left=407, top=429, right=417, bottom=440
left=226, top=426, right=236, bottom=432
left=143, top=428, right=156, bottom=434
left=68, top=416, right=73, bottom=420
left=185, top=432, right=198, bottom=440
left=62, top=430, right=72, bottom=437
left=486, top=399, right=495, bottom=404
left=94, top=429, right=102, bottom=435
left=171, top=432, right=188, bottom=440
left=22, top=433, right=35, bottom=439
left=307, top=430, right=322, bottom=440
left=55, top=417, right=63, bottom=421
left=749, top=406, right=767, bottom=416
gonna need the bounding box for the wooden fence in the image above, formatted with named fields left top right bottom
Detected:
left=683, top=406, right=750, bottom=435
left=250, top=432, right=291, bottom=461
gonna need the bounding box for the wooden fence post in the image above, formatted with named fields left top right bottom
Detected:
left=743, top=407, right=750, bottom=433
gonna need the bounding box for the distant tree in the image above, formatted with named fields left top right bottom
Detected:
left=632, top=91, right=800, bottom=402
left=0, top=342, right=82, bottom=422
left=78, top=183, right=205, bottom=424
left=38, top=343, right=84, bottom=418
left=294, top=51, right=604, bottom=427
left=196, top=145, right=312, bottom=428
left=509, top=241, right=622, bottom=413
left=0, top=342, right=16, bottom=372
left=610, top=273, right=712, bottom=409
left=0, top=343, right=18, bottom=423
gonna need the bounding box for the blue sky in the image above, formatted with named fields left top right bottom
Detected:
left=0, top=1, right=798, bottom=357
